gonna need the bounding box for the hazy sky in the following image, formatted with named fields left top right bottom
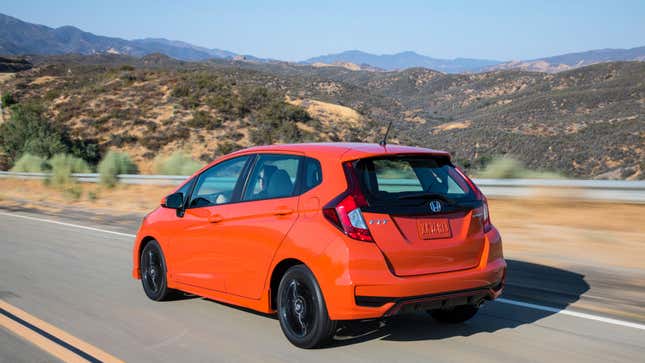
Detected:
left=3, top=0, right=644, bottom=61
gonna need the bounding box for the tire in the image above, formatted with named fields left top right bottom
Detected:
left=429, top=304, right=479, bottom=323
left=276, top=265, right=337, bottom=348
left=140, top=240, right=174, bottom=301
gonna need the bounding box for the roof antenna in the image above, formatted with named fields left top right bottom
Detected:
left=379, top=121, right=393, bottom=147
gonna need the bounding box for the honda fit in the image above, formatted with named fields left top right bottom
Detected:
left=132, top=143, right=506, bottom=348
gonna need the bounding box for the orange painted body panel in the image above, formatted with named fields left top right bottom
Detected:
left=364, top=210, right=486, bottom=276
left=132, top=143, right=506, bottom=320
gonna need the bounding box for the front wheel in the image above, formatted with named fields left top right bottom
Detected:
left=276, top=265, right=337, bottom=348
left=428, top=304, right=479, bottom=323
left=140, top=240, right=174, bottom=301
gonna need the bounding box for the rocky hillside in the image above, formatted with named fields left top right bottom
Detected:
left=0, top=56, right=32, bottom=73
left=1, top=55, right=643, bottom=178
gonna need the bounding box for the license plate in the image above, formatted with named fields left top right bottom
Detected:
left=417, top=218, right=452, bottom=239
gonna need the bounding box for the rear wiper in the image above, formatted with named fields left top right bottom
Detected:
left=395, top=192, right=454, bottom=203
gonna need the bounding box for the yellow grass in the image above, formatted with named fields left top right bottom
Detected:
left=30, top=76, right=57, bottom=85
left=287, top=97, right=363, bottom=126
left=432, top=120, right=472, bottom=134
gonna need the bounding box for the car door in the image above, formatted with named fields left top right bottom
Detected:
left=171, top=155, right=253, bottom=292
left=218, top=153, right=303, bottom=299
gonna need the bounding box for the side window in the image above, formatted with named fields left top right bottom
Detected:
left=243, top=154, right=301, bottom=201
left=302, top=157, right=322, bottom=193
left=189, top=156, right=249, bottom=208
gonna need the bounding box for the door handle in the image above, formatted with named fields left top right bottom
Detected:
left=272, top=208, right=294, bottom=216
left=208, top=214, right=224, bottom=223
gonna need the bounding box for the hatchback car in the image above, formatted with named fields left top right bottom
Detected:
left=132, top=143, right=506, bottom=348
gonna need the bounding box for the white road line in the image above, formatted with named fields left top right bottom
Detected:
left=496, top=298, right=645, bottom=331
left=0, top=211, right=136, bottom=238
left=2, top=211, right=644, bottom=331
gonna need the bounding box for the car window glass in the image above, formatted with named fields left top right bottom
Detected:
left=302, top=157, right=322, bottom=192
left=358, top=157, right=473, bottom=201
left=189, top=156, right=249, bottom=208
left=373, top=159, right=424, bottom=193
left=243, top=155, right=301, bottom=201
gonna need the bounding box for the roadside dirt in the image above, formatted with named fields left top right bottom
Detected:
left=2, top=178, right=643, bottom=270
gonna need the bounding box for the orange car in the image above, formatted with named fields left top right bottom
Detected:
left=132, top=143, right=506, bottom=348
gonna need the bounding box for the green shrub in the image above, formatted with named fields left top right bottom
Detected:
left=153, top=152, right=203, bottom=175
left=188, top=110, right=222, bottom=130
left=216, top=142, right=241, bottom=156
left=0, top=103, right=101, bottom=167
left=68, top=138, right=101, bottom=165
left=48, top=153, right=92, bottom=187
left=476, top=156, right=561, bottom=179
left=1, top=92, right=16, bottom=108
left=0, top=103, right=68, bottom=162
left=10, top=153, right=49, bottom=172
left=98, top=151, right=138, bottom=187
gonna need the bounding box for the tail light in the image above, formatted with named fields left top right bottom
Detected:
left=323, top=161, right=374, bottom=242
left=479, top=197, right=492, bottom=232
left=455, top=167, right=492, bottom=232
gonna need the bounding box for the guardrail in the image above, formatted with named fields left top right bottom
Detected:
left=1, top=171, right=644, bottom=203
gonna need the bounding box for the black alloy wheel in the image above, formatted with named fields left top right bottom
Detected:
left=277, top=265, right=336, bottom=348
left=140, top=240, right=173, bottom=301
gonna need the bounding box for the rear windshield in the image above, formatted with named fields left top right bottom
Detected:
left=355, top=156, right=475, bottom=202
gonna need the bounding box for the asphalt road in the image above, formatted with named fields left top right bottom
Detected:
left=1, top=209, right=644, bottom=362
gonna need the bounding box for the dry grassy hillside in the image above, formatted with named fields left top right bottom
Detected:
left=0, top=59, right=373, bottom=171
left=1, top=55, right=643, bottom=178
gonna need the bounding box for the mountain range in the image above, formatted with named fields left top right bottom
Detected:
left=487, top=46, right=645, bottom=73
left=0, top=12, right=644, bottom=74
left=0, top=13, right=235, bottom=61
left=303, top=50, right=501, bottom=73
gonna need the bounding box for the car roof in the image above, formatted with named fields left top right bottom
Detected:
left=230, top=142, right=450, bottom=160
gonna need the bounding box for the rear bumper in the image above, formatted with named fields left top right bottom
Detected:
left=317, top=226, right=506, bottom=320
left=359, top=278, right=504, bottom=317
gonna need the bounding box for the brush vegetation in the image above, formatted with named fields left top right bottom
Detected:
left=153, top=151, right=203, bottom=175
left=10, top=153, right=48, bottom=172
left=476, top=156, right=561, bottom=179
left=98, top=151, right=138, bottom=187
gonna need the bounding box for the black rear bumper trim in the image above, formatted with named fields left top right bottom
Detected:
left=355, top=282, right=503, bottom=308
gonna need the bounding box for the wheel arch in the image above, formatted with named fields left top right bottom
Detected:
left=269, top=258, right=307, bottom=310
left=133, top=235, right=159, bottom=279
left=138, top=236, right=158, bottom=259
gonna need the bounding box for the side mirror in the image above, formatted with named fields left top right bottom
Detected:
left=162, top=192, right=184, bottom=209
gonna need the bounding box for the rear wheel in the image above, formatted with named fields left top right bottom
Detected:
left=429, top=304, right=479, bottom=323
left=277, top=265, right=336, bottom=348
left=140, top=240, right=173, bottom=301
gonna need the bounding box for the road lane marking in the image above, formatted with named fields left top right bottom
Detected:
left=0, top=299, right=124, bottom=363
left=496, top=298, right=645, bottom=331
left=2, top=210, right=644, bottom=332
left=0, top=211, right=136, bottom=238
left=0, top=313, right=87, bottom=363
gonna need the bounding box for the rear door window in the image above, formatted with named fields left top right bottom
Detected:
left=243, top=154, right=301, bottom=201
